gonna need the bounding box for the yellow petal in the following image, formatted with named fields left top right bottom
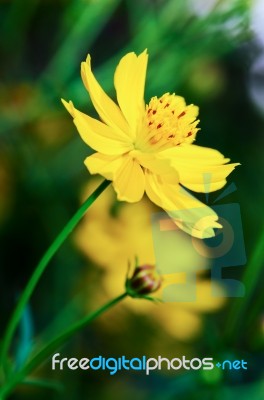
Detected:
left=81, top=55, right=130, bottom=136
left=131, top=150, right=179, bottom=178
left=62, top=100, right=133, bottom=155
left=159, top=144, right=240, bottom=192
left=84, top=153, right=127, bottom=181
left=112, top=158, right=145, bottom=202
left=145, top=172, right=221, bottom=238
left=114, top=50, right=148, bottom=137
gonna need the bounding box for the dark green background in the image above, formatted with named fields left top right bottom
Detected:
left=0, top=0, right=263, bottom=399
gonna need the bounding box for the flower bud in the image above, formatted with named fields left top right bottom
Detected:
left=126, top=264, right=162, bottom=297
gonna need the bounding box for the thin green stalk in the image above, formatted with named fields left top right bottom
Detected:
left=0, top=293, right=127, bottom=399
left=225, top=226, right=264, bottom=341
left=0, top=179, right=111, bottom=373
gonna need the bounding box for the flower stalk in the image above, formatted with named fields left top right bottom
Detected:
left=0, top=292, right=127, bottom=399
left=0, top=261, right=160, bottom=398
left=0, top=179, right=111, bottom=376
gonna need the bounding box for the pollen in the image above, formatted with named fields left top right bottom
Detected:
left=142, top=92, right=200, bottom=152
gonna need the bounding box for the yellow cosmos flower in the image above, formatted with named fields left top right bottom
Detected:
left=62, top=50, right=239, bottom=238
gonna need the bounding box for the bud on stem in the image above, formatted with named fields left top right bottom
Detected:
left=126, top=264, right=162, bottom=297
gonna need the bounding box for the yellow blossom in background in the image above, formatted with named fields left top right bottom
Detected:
left=75, top=179, right=226, bottom=341
left=63, top=50, right=239, bottom=238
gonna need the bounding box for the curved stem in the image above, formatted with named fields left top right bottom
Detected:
left=0, top=179, right=111, bottom=373
left=0, top=293, right=127, bottom=399
left=26, top=293, right=127, bottom=374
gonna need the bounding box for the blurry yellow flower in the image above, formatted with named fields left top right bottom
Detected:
left=63, top=50, right=239, bottom=238
left=75, top=180, right=226, bottom=341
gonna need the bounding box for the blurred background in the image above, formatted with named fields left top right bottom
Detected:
left=0, top=0, right=263, bottom=399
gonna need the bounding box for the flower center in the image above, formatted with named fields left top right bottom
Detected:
left=136, top=93, right=200, bottom=152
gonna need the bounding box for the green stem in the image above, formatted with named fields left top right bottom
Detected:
left=0, top=293, right=127, bottom=399
left=0, top=179, right=111, bottom=374
left=225, top=226, right=264, bottom=341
